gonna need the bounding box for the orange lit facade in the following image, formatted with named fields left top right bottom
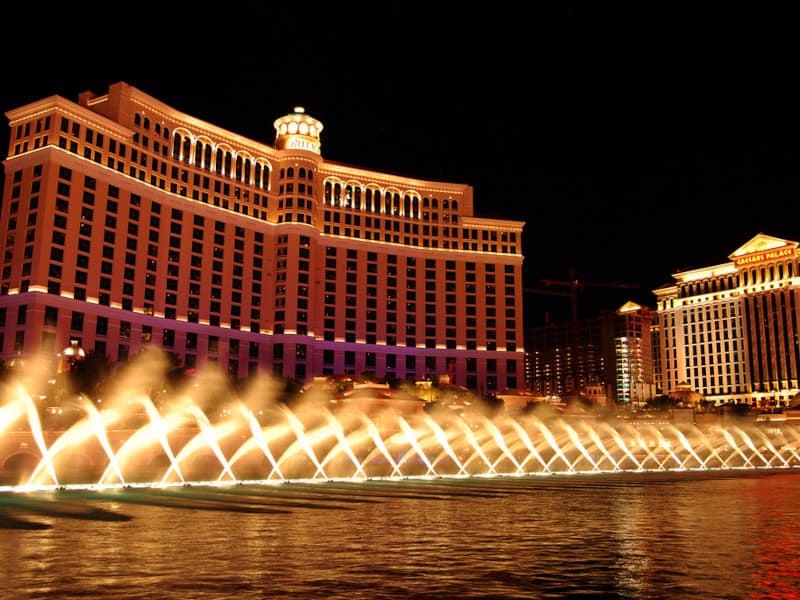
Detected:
left=0, top=82, right=525, bottom=392
left=654, top=233, right=800, bottom=407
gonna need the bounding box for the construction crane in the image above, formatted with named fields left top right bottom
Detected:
left=524, top=269, right=640, bottom=396
left=525, top=268, right=640, bottom=325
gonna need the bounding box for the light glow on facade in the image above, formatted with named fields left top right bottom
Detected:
left=654, top=233, right=800, bottom=407
left=0, top=82, right=525, bottom=394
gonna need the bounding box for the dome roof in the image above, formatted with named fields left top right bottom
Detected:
left=668, top=381, right=704, bottom=404
left=273, top=106, right=323, bottom=154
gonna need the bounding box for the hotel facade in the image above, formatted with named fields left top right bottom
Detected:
left=654, top=233, right=800, bottom=407
left=0, top=82, right=526, bottom=393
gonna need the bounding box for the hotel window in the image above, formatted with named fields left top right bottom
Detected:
left=96, top=317, right=108, bottom=336
left=71, top=312, right=84, bottom=332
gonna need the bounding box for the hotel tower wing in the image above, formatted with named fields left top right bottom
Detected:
left=0, top=82, right=526, bottom=394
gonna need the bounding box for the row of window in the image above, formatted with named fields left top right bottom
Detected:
left=12, top=111, right=521, bottom=260
left=1, top=303, right=519, bottom=390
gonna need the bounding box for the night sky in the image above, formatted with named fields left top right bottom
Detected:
left=3, top=4, right=799, bottom=326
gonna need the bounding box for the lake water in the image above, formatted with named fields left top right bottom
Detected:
left=2, top=469, right=799, bottom=599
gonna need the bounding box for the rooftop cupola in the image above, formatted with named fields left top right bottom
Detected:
left=273, top=106, right=323, bottom=154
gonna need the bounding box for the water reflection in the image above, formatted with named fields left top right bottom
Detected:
left=2, top=472, right=800, bottom=598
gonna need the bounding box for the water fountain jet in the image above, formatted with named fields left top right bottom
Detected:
left=2, top=361, right=800, bottom=493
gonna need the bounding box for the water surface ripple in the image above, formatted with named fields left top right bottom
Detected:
left=2, top=470, right=799, bottom=599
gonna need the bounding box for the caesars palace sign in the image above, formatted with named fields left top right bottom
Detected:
left=735, top=246, right=795, bottom=266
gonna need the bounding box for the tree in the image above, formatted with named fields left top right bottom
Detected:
left=645, top=394, right=678, bottom=411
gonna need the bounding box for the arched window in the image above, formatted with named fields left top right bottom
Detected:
left=224, top=152, right=233, bottom=177
left=215, top=148, right=224, bottom=174
left=172, top=133, right=181, bottom=158
left=299, top=167, right=306, bottom=178
left=182, top=137, right=191, bottom=163
left=195, top=140, right=203, bottom=167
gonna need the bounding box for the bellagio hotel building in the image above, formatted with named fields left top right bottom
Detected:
left=654, top=233, right=800, bottom=407
left=0, top=82, right=525, bottom=393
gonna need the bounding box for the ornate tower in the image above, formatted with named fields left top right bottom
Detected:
left=273, top=106, right=323, bottom=154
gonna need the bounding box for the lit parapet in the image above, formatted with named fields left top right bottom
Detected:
left=274, top=106, right=323, bottom=155
left=617, top=300, right=643, bottom=314
left=677, top=263, right=737, bottom=282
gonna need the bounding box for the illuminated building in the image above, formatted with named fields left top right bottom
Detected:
left=654, top=233, right=800, bottom=407
left=525, top=301, right=655, bottom=406
left=0, top=82, right=525, bottom=392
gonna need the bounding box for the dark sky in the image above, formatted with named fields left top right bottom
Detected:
left=3, top=4, right=799, bottom=326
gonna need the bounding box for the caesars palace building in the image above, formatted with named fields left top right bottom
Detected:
left=0, top=82, right=526, bottom=393
left=654, top=233, right=800, bottom=407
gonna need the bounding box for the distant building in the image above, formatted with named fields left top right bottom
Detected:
left=0, top=82, right=526, bottom=392
left=653, top=233, right=800, bottom=407
left=525, top=301, right=655, bottom=407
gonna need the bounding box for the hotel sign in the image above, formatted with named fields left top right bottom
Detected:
left=285, top=137, right=320, bottom=153
left=735, top=247, right=795, bottom=266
